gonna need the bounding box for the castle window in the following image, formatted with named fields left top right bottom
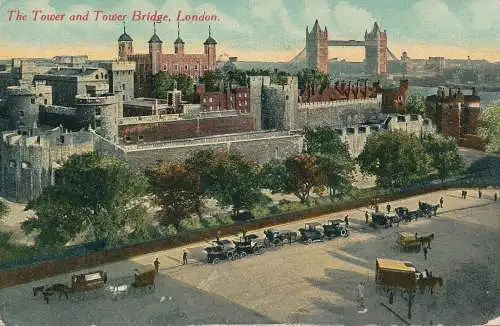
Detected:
left=185, top=65, right=189, bottom=70
left=163, top=65, right=167, bottom=71
left=209, top=105, right=213, bottom=111
left=18, top=111, right=24, bottom=117
left=286, top=95, right=289, bottom=100
left=59, top=135, right=65, bottom=144
left=209, top=97, right=213, bottom=103
left=244, top=100, right=247, bottom=105
left=21, top=161, right=31, bottom=169
left=174, top=65, right=178, bottom=70
left=138, top=135, right=144, bottom=142
left=30, top=98, right=35, bottom=104
left=194, top=65, right=198, bottom=70
left=203, top=98, right=207, bottom=103
left=44, top=99, right=48, bottom=104
left=38, top=93, right=43, bottom=97
left=95, top=120, right=102, bottom=127
left=217, top=105, right=220, bottom=110
left=125, top=136, right=131, bottom=143
left=9, top=160, right=16, bottom=168
left=122, top=83, right=126, bottom=90
left=238, top=93, right=242, bottom=98
left=104, top=74, right=108, bottom=79
left=95, top=74, right=99, bottom=79
left=95, top=107, right=101, bottom=115
left=244, top=93, right=247, bottom=98
left=204, top=65, right=208, bottom=70
left=100, top=73, right=104, bottom=79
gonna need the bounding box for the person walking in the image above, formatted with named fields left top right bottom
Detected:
left=415, top=232, right=418, bottom=240
left=464, top=190, right=468, bottom=199
left=495, top=192, right=498, bottom=202
left=386, top=204, right=391, bottom=214
left=182, top=251, right=188, bottom=265
left=344, top=215, right=349, bottom=228
left=365, top=211, right=369, bottom=224
left=439, top=197, right=444, bottom=208
left=356, top=282, right=367, bottom=313
left=478, top=189, right=482, bottom=199
left=423, top=246, right=428, bottom=260
left=154, top=257, right=160, bottom=274
left=461, top=190, right=466, bottom=199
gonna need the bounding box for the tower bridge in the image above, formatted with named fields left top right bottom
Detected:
left=296, top=20, right=398, bottom=76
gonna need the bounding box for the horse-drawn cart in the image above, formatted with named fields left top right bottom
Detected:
left=132, top=266, right=156, bottom=293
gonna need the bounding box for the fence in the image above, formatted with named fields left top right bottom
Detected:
left=0, top=177, right=474, bottom=289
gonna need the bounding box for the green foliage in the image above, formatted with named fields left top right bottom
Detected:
left=250, top=204, right=271, bottom=218
left=479, top=106, right=500, bottom=153
left=213, top=213, right=233, bottom=226
left=151, top=72, right=195, bottom=102
left=199, top=70, right=225, bottom=91
left=278, top=200, right=306, bottom=213
left=164, top=224, right=178, bottom=236
left=21, top=153, right=149, bottom=248
left=185, top=150, right=261, bottom=215
left=283, top=154, right=324, bottom=203
left=0, top=231, right=37, bottom=263
left=297, top=69, right=330, bottom=94
left=358, top=131, right=432, bottom=189
left=303, top=126, right=355, bottom=199
left=145, top=163, right=204, bottom=228
left=0, top=200, right=9, bottom=220
left=179, top=215, right=203, bottom=231
left=422, top=134, right=465, bottom=182
left=406, top=94, right=426, bottom=117
left=259, top=159, right=289, bottom=194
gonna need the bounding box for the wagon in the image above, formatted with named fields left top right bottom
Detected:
left=375, top=258, right=417, bottom=293
left=396, top=232, right=422, bottom=252
left=204, top=239, right=238, bottom=264
left=298, top=222, right=324, bottom=244
left=322, top=219, right=350, bottom=239
left=419, top=202, right=439, bottom=217
left=131, top=266, right=156, bottom=293
left=371, top=212, right=393, bottom=228
left=233, top=234, right=266, bottom=256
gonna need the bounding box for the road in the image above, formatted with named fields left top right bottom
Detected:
left=0, top=188, right=498, bottom=325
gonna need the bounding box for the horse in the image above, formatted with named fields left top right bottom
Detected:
left=417, top=276, right=443, bottom=294
left=417, top=233, right=435, bottom=248
left=33, top=283, right=72, bottom=304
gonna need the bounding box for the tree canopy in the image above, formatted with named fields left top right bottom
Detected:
left=283, top=154, right=324, bottom=203
left=0, top=200, right=9, bottom=221
left=358, top=131, right=432, bottom=189
left=303, top=127, right=355, bottom=198
left=21, top=153, right=149, bottom=248
left=422, top=134, right=465, bottom=182
left=297, top=69, right=330, bottom=94
left=406, top=94, right=427, bottom=117
left=145, top=163, right=203, bottom=228
left=479, top=106, right=500, bottom=153
left=151, top=72, right=195, bottom=103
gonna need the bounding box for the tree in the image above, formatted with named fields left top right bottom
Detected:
left=185, top=150, right=261, bottom=216
left=297, top=69, right=330, bottom=94
left=358, top=131, right=432, bottom=189
left=0, top=200, right=9, bottom=221
left=259, top=159, right=289, bottom=194
left=283, top=154, right=324, bottom=203
left=151, top=72, right=195, bottom=102
left=199, top=70, right=224, bottom=92
left=303, top=127, right=355, bottom=198
left=406, top=94, right=426, bottom=116
left=21, top=153, right=149, bottom=248
left=479, top=106, right=500, bottom=153
left=145, top=163, right=204, bottom=228
left=422, top=134, right=465, bottom=182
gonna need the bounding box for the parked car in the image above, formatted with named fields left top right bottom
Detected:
left=298, top=222, right=324, bottom=244
left=233, top=234, right=266, bottom=256
left=371, top=212, right=393, bottom=228
left=203, top=240, right=238, bottom=264
left=322, top=219, right=350, bottom=239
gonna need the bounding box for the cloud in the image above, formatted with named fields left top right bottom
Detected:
left=411, top=0, right=463, bottom=43
left=464, top=0, right=500, bottom=33
left=332, top=1, right=376, bottom=38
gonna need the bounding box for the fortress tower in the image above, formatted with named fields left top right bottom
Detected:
left=118, top=22, right=134, bottom=61
left=204, top=26, right=217, bottom=71
left=148, top=23, right=163, bottom=76
left=306, top=20, right=329, bottom=74
left=364, top=22, right=388, bottom=76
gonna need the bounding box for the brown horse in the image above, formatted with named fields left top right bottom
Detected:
left=417, top=276, right=443, bottom=294
left=417, top=233, right=434, bottom=248
left=33, top=283, right=72, bottom=303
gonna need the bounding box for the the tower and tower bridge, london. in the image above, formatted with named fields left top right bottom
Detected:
left=0, top=20, right=436, bottom=203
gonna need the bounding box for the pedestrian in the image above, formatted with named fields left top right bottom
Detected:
left=154, top=257, right=160, bottom=273
left=182, top=251, right=188, bottom=265
left=415, top=232, right=418, bottom=240
left=344, top=215, right=349, bottom=227
left=423, top=246, right=428, bottom=260
left=365, top=211, right=369, bottom=224
left=375, top=203, right=379, bottom=212
left=386, top=204, right=391, bottom=214
left=461, top=190, right=466, bottom=199
left=439, top=196, right=444, bottom=208
left=356, top=282, right=367, bottom=313
left=216, top=230, right=221, bottom=242
left=465, top=190, right=468, bottom=198
left=478, top=189, right=482, bottom=199
left=495, top=192, right=498, bottom=202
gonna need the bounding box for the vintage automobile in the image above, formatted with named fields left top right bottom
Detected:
left=371, top=212, right=393, bottom=228
left=298, top=222, right=324, bottom=244
left=396, top=232, right=422, bottom=251
left=233, top=234, right=266, bottom=256
left=263, top=229, right=298, bottom=247
left=322, top=219, right=350, bottom=239
left=203, top=239, right=238, bottom=264
left=395, top=206, right=423, bottom=222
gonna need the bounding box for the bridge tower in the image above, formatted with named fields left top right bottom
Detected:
left=306, top=20, right=329, bottom=74
left=364, top=22, right=388, bottom=76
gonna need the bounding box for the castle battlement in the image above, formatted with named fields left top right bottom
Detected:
left=298, top=95, right=381, bottom=109
left=118, top=113, right=182, bottom=125
left=40, top=104, right=76, bottom=115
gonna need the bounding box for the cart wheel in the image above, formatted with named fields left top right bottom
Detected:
left=147, top=284, right=155, bottom=293
left=240, top=251, right=247, bottom=258
left=307, top=239, right=312, bottom=245
left=345, top=229, right=350, bottom=237
left=340, top=229, right=347, bottom=237
left=212, top=258, right=220, bottom=265
left=232, top=253, right=240, bottom=260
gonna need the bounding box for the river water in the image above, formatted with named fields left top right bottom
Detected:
left=410, top=86, right=500, bottom=108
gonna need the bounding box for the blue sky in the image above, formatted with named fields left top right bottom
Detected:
left=1, top=0, right=500, bottom=61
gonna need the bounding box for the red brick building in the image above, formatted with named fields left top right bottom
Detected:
left=300, top=80, right=381, bottom=102
left=118, top=23, right=217, bottom=96
left=381, top=79, right=409, bottom=113
left=198, top=86, right=250, bottom=113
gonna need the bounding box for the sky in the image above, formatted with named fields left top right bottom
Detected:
left=1, top=0, right=500, bottom=62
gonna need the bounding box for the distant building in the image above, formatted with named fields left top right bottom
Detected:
left=381, top=79, right=409, bottom=114
left=118, top=23, right=217, bottom=97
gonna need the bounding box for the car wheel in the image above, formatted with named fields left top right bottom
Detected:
left=340, top=229, right=347, bottom=237
left=307, top=239, right=312, bottom=245
left=344, top=230, right=350, bottom=237
left=212, top=258, right=220, bottom=265
left=240, top=251, right=247, bottom=258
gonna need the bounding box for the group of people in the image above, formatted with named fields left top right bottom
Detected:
left=462, top=189, right=498, bottom=201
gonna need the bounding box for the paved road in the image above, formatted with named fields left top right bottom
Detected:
left=0, top=188, right=499, bottom=325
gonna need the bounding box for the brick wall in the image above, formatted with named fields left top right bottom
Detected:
left=118, top=115, right=254, bottom=144
left=441, top=105, right=460, bottom=138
